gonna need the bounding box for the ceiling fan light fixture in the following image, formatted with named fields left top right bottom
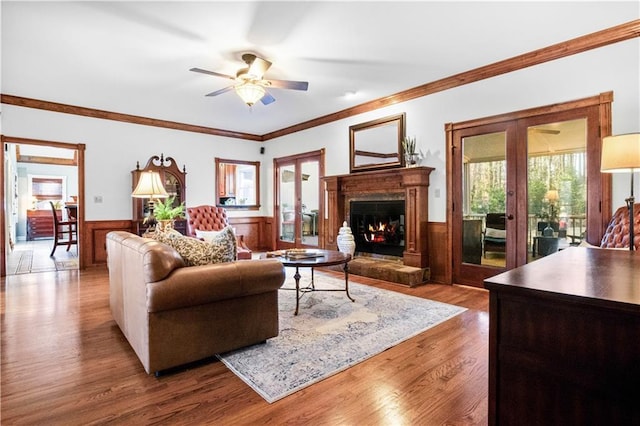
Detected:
left=235, top=82, right=265, bottom=106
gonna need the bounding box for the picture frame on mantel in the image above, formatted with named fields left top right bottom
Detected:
left=349, top=112, right=406, bottom=173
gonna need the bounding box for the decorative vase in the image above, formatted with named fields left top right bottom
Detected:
left=337, top=220, right=356, bottom=256
left=156, top=219, right=174, bottom=232
left=405, top=153, right=419, bottom=167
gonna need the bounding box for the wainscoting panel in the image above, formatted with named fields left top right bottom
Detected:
left=227, top=216, right=266, bottom=251
left=428, top=222, right=448, bottom=284
left=83, top=220, right=134, bottom=267
left=84, top=217, right=273, bottom=267
left=84, top=217, right=432, bottom=272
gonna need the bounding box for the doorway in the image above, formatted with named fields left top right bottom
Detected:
left=449, top=93, right=611, bottom=287
left=1, top=136, right=85, bottom=276
left=275, top=149, right=324, bottom=250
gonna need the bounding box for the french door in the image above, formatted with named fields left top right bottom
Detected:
left=275, top=149, right=324, bottom=250
left=450, top=96, right=609, bottom=287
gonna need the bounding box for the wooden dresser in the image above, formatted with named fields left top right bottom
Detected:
left=27, top=209, right=61, bottom=240
left=485, top=247, right=640, bottom=425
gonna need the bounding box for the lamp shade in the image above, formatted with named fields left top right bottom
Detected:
left=545, top=189, right=559, bottom=202
left=132, top=171, right=169, bottom=198
left=601, top=133, right=640, bottom=173
left=235, top=82, right=265, bottom=106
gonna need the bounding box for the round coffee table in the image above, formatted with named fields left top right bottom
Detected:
left=267, top=250, right=354, bottom=315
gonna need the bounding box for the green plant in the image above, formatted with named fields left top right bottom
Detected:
left=153, top=196, right=185, bottom=221
left=402, top=136, right=416, bottom=156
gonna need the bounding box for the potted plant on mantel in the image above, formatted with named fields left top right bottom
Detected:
left=402, top=136, right=420, bottom=167
left=151, top=195, right=185, bottom=232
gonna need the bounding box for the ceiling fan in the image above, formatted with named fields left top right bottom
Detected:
left=190, top=53, right=309, bottom=107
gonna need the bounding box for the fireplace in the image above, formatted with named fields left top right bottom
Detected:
left=323, top=166, right=433, bottom=268
left=350, top=200, right=405, bottom=257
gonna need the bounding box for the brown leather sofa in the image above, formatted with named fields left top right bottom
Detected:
left=106, top=231, right=285, bottom=375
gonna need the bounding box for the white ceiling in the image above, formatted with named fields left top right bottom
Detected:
left=2, top=1, right=638, bottom=136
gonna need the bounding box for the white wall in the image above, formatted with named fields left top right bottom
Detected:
left=266, top=38, right=640, bottom=222
left=2, top=38, right=639, bottom=223
left=2, top=108, right=266, bottom=220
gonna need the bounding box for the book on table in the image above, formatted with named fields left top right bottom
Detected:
left=266, top=249, right=324, bottom=259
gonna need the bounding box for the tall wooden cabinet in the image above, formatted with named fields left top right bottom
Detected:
left=132, top=154, right=187, bottom=235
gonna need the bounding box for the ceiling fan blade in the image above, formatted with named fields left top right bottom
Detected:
left=205, top=86, right=234, bottom=97
left=261, top=92, right=276, bottom=105
left=267, top=79, right=309, bottom=91
left=190, top=67, right=235, bottom=80
left=532, top=129, right=561, bottom=135
left=248, top=56, right=272, bottom=79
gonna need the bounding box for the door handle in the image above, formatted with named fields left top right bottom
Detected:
left=507, top=214, right=514, bottom=220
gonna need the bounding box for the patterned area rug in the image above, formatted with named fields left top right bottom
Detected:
left=11, top=249, right=78, bottom=274
left=55, top=259, right=79, bottom=271
left=218, top=273, right=466, bottom=403
left=15, top=250, right=34, bottom=274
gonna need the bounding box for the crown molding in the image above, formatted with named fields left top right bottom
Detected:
left=0, top=95, right=263, bottom=142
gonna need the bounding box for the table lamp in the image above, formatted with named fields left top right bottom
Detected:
left=601, top=133, right=640, bottom=251
left=132, top=171, right=168, bottom=230
left=543, top=189, right=560, bottom=236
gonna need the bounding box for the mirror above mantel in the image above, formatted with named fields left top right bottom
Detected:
left=215, top=158, right=260, bottom=210
left=350, top=113, right=406, bottom=173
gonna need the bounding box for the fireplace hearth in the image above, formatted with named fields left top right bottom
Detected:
left=351, top=200, right=405, bottom=257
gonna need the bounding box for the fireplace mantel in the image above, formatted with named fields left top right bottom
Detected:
left=322, top=166, right=434, bottom=268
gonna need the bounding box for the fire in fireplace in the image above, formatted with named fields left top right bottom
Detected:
left=350, top=200, right=405, bottom=257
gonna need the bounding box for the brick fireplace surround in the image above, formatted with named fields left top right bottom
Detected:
left=322, top=166, right=434, bottom=270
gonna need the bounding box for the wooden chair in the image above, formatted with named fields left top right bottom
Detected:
left=49, top=201, right=77, bottom=257
left=65, top=204, right=77, bottom=221
left=186, top=205, right=252, bottom=260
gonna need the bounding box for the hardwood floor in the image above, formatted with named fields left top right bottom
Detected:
left=1, top=266, right=489, bottom=425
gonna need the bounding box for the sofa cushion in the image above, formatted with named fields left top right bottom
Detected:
left=153, top=227, right=237, bottom=266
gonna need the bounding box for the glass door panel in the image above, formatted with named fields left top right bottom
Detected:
left=527, top=119, right=587, bottom=262
left=300, top=160, right=319, bottom=247
left=279, top=164, right=296, bottom=243
left=462, top=132, right=507, bottom=269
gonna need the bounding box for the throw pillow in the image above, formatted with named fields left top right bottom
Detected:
left=152, top=227, right=237, bottom=266
left=195, top=228, right=223, bottom=242
left=206, top=226, right=237, bottom=263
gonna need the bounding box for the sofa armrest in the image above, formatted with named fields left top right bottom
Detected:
left=146, top=259, right=285, bottom=312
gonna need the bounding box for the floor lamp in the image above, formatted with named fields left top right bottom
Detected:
left=132, top=171, right=168, bottom=231
left=601, top=133, right=640, bottom=251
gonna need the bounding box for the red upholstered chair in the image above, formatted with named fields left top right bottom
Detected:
left=600, top=202, right=640, bottom=250
left=186, top=205, right=252, bottom=260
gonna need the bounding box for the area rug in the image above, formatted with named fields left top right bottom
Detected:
left=55, top=259, right=79, bottom=271
left=218, top=273, right=466, bottom=403
left=15, top=250, right=34, bottom=274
